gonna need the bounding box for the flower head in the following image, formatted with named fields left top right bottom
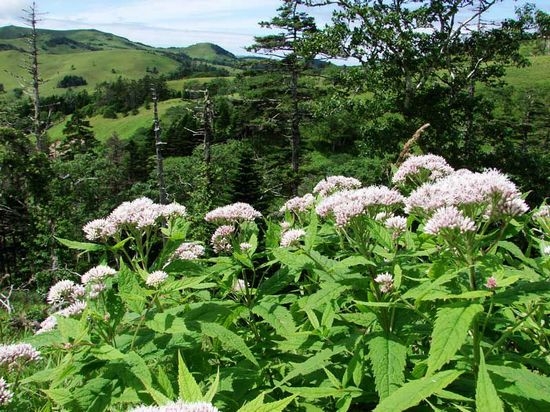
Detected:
left=36, top=316, right=57, bottom=335
left=239, top=242, right=253, bottom=252
left=128, top=400, right=219, bottom=412
left=56, top=300, right=87, bottom=318
left=313, top=176, right=362, bottom=197
left=0, top=343, right=41, bottom=371
left=211, top=225, right=235, bottom=254
left=384, top=216, right=408, bottom=234
left=232, top=279, right=247, bottom=293
left=392, top=154, right=454, bottom=185
left=424, top=206, right=476, bottom=235
left=47, top=280, right=85, bottom=306
left=280, top=193, right=315, bottom=213
left=205, top=202, right=261, bottom=224
left=280, top=229, right=306, bottom=247
left=485, top=276, right=498, bottom=290
left=160, top=202, right=187, bottom=219
left=82, top=218, right=117, bottom=241
left=81, top=265, right=116, bottom=285
left=0, top=377, right=13, bottom=406
left=146, top=271, right=169, bottom=288
left=375, top=273, right=394, bottom=293
left=173, top=243, right=205, bottom=260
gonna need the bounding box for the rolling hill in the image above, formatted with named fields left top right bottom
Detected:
left=0, top=25, right=241, bottom=95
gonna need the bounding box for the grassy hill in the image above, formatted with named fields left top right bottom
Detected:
left=0, top=26, right=242, bottom=96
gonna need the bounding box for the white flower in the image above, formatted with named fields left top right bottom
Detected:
left=280, top=229, right=306, bottom=247
left=146, top=271, right=169, bottom=288
left=374, top=273, right=394, bottom=293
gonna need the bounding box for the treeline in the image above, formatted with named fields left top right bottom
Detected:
left=0, top=0, right=549, bottom=289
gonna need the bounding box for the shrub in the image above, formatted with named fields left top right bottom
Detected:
left=56, top=75, right=87, bottom=88
left=5, top=154, right=549, bottom=411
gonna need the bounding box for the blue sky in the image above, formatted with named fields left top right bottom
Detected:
left=0, top=0, right=548, bottom=56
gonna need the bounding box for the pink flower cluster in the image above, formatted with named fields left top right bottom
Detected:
left=47, top=280, right=85, bottom=306
left=313, top=176, right=362, bottom=197
left=0, top=377, right=12, bottom=406
left=129, top=401, right=219, bottom=412
left=211, top=225, right=235, bottom=254
left=81, top=264, right=117, bottom=298
left=392, top=154, right=454, bottom=184
left=173, top=242, right=206, bottom=260
left=424, top=206, right=476, bottom=235
left=83, top=198, right=187, bottom=241
left=146, top=271, right=169, bottom=288
left=280, top=193, right=315, bottom=213
left=405, top=169, right=528, bottom=218
left=375, top=273, right=394, bottom=293
left=0, top=343, right=41, bottom=371
left=280, top=229, right=306, bottom=247
left=316, top=186, right=404, bottom=227
left=205, top=202, right=261, bottom=224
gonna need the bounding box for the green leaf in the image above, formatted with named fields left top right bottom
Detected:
left=426, top=303, right=483, bottom=376
left=373, top=370, right=463, bottom=412
left=204, top=369, right=220, bottom=402
left=91, top=344, right=124, bottom=360
left=156, top=365, right=175, bottom=399
left=125, top=351, right=170, bottom=405
left=488, top=364, right=550, bottom=404
left=55, top=236, right=103, bottom=252
left=283, top=386, right=362, bottom=399
left=280, top=348, right=336, bottom=386
left=118, top=264, right=146, bottom=313
left=476, top=353, right=503, bottom=412
left=343, top=343, right=364, bottom=388
left=201, top=322, right=258, bottom=366
left=237, top=393, right=296, bottom=412
left=252, top=300, right=296, bottom=336
left=43, top=388, right=74, bottom=407
left=368, top=333, right=407, bottom=399
left=178, top=352, right=203, bottom=401
left=73, top=377, right=112, bottom=412
left=299, top=283, right=350, bottom=312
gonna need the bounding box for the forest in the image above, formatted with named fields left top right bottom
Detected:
left=0, top=0, right=549, bottom=411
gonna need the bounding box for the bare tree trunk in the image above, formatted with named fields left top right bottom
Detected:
left=22, top=2, right=46, bottom=153
left=152, top=88, right=167, bottom=204
left=290, top=64, right=300, bottom=196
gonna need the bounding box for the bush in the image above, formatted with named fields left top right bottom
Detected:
left=4, top=154, right=550, bottom=411
left=56, top=75, right=87, bottom=88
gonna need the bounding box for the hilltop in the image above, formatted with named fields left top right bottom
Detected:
left=0, top=26, right=242, bottom=95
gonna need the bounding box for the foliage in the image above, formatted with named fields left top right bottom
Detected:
left=1, top=153, right=548, bottom=411
left=57, top=75, right=87, bottom=88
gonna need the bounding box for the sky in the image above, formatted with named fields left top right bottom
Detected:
left=0, top=0, right=548, bottom=56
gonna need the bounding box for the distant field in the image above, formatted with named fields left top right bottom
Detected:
left=504, top=55, right=550, bottom=90
left=0, top=49, right=180, bottom=95
left=47, top=98, right=186, bottom=142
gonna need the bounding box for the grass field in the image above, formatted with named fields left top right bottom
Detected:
left=0, top=49, right=181, bottom=95
left=504, top=55, right=550, bottom=90
left=46, top=98, right=187, bottom=142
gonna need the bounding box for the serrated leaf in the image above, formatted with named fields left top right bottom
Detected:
left=252, top=300, right=296, bottom=336
left=488, top=364, right=550, bottom=403
left=204, top=369, right=220, bottom=402
left=73, top=377, right=112, bottom=412
left=373, top=369, right=463, bottom=412
left=118, top=264, right=146, bottom=313
left=55, top=236, right=103, bottom=252
left=43, top=388, right=74, bottom=406
left=178, top=352, right=203, bottom=401
left=237, top=393, right=296, bottom=412
left=476, top=353, right=503, bottom=412
left=368, top=333, right=407, bottom=399
left=280, top=348, right=336, bottom=385
left=426, top=303, right=483, bottom=376
left=91, top=344, right=124, bottom=360
left=343, top=344, right=364, bottom=388
left=299, top=283, right=349, bottom=311
left=283, top=386, right=362, bottom=398
left=201, top=322, right=258, bottom=366
left=157, top=365, right=175, bottom=399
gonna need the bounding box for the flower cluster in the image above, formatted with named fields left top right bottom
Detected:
left=280, top=193, right=315, bottom=213
left=129, top=401, right=219, bottom=412
left=81, top=265, right=117, bottom=298
left=205, top=202, right=261, bottom=224
left=392, top=154, right=454, bottom=185
left=384, top=215, right=408, bottom=235
left=211, top=225, right=235, bottom=254
left=83, top=197, right=187, bottom=241
left=313, top=176, right=362, bottom=197
left=46, top=280, right=85, bottom=306
left=0, top=343, right=41, bottom=371
left=374, top=273, right=394, bottom=294
left=424, top=206, right=476, bottom=235
left=405, top=169, right=528, bottom=218
left=280, top=229, right=306, bottom=247
left=173, top=242, right=206, bottom=260
left=316, top=186, right=404, bottom=227
left=146, top=271, right=169, bottom=288
left=0, top=377, right=12, bottom=406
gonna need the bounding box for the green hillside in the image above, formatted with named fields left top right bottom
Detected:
left=0, top=26, right=242, bottom=96
left=46, top=98, right=186, bottom=142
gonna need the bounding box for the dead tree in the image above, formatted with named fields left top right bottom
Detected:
left=152, top=88, right=167, bottom=204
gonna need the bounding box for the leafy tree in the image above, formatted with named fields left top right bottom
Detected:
left=57, top=74, right=87, bottom=88
left=61, top=110, right=97, bottom=157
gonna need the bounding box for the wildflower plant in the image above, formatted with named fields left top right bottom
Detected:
left=7, top=158, right=549, bottom=411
